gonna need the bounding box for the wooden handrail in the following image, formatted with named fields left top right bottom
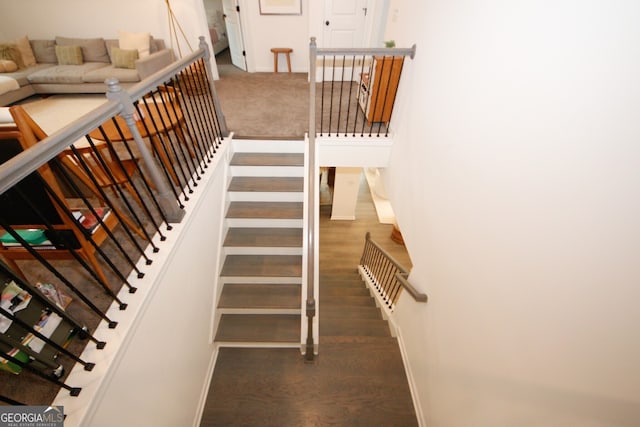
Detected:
left=361, top=232, right=427, bottom=304
left=396, top=272, right=428, bottom=303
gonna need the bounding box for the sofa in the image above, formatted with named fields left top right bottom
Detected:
left=0, top=34, right=173, bottom=107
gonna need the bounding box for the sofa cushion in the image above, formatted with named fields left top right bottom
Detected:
left=27, top=63, right=109, bottom=84
left=150, top=37, right=165, bottom=54
left=14, top=36, right=37, bottom=67
left=118, top=31, right=151, bottom=58
left=111, top=47, right=138, bottom=69
left=55, top=45, right=83, bottom=65
left=0, top=64, right=55, bottom=86
left=0, top=76, right=20, bottom=96
left=0, top=44, right=25, bottom=69
left=30, top=40, right=57, bottom=63
left=83, top=64, right=140, bottom=83
left=0, top=60, right=18, bottom=73
left=55, top=37, right=110, bottom=63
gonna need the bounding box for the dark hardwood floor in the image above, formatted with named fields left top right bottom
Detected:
left=200, top=174, right=418, bottom=427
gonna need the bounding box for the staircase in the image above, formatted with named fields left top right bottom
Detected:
left=203, top=165, right=419, bottom=426
left=215, top=139, right=305, bottom=348
left=320, top=266, right=394, bottom=342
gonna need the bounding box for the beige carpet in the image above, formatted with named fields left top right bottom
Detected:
left=215, top=50, right=309, bottom=139
left=215, top=72, right=309, bottom=139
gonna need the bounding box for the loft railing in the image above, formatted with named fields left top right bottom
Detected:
left=359, top=232, right=427, bottom=311
left=309, top=37, right=416, bottom=138
left=0, top=37, right=225, bottom=404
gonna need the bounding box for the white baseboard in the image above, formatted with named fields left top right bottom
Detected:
left=192, top=346, right=220, bottom=427
left=394, top=327, right=425, bottom=427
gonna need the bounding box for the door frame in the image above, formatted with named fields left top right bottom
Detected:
left=222, top=0, right=248, bottom=71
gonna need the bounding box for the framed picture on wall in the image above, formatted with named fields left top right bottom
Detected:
left=259, top=0, right=302, bottom=15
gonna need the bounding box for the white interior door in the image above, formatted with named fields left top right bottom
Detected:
left=222, top=0, right=247, bottom=70
left=323, top=0, right=368, bottom=48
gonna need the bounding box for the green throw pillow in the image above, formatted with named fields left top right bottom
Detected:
left=111, top=47, right=138, bottom=69
left=55, top=45, right=83, bottom=65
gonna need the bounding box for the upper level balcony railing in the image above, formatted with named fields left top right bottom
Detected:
left=302, top=40, right=417, bottom=360
left=0, top=37, right=225, bottom=411
left=309, top=37, right=416, bottom=138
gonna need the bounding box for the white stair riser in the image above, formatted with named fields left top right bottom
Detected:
left=230, top=165, right=304, bottom=177
left=215, top=342, right=301, bottom=349
left=225, top=218, right=304, bottom=228
left=218, top=308, right=302, bottom=315
left=221, top=276, right=302, bottom=284
left=227, top=192, right=304, bottom=202
left=232, top=139, right=305, bottom=153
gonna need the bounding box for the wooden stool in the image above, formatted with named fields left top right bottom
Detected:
left=270, top=47, right=293, bottom=73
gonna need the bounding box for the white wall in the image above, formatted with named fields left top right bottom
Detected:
left=239, top=0, right=310, bottom=72
left=385, top=1, right=640, bottom=426
left=0, top=0, right=170, bottom=42
left=203, top=0, right=225, bottom=29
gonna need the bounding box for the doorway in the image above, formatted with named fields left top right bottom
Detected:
left=221, top=0, right=247, bottom=71
left=202, top=0, right=247, bottom=71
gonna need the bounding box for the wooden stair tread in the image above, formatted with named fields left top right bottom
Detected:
left=319, top=295, right=376, bottom=306
left=224, top=227, right=303, bottom=248
left=321, top=306, right=383, bottom=320
left=221, top=255, right=302, bottom=277
left=226, top=201, right=303, bottom=219
left=230, top=152, right=304, bottom=166
left=219, top=283, right=301, bottom=309
left=320, top=318, right=391, bottom=337
left=228, top=177, right=303, bottom=192
left=320, top=286, right=370, bottom=297
left=215, top=314, right=300, bottom=342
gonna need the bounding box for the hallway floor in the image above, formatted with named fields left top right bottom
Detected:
left=200, top=175, right=417, bottom=426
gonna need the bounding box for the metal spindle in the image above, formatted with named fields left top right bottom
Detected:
left=0, top=349, right=81, bottom=396
left=359, top=232, right=427, bottom=309
left=0, top=262, right=105, bottom=348
left=0, top=306, right=95, bottom=371
left=6, top=182, right=127, bottom=304
left=320, top=55, right=326, bottom=136
left=55, top=148, right=153, bottom=274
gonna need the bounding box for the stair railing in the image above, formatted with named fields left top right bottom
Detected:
left=359, top=232, right=427, bottom=311
left=0, top=37, right=226, bottom=402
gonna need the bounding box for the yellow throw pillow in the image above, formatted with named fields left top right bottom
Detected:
left=55, top=45, right=83, bottom=65
left=0, top=59, right=18, bottom=73
left=111, top=47, right=138, bottom=69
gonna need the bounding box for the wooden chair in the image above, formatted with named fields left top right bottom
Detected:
left=13, top=106, right=145, bottom=238
left=144, top=85, right=195, bottom=158
left=0, top=106, right=119, bottom=289
left=61, top=141, right=143, bottom=208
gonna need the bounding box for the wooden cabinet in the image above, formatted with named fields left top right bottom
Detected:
left=358, top=56, right=404, bottom=123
